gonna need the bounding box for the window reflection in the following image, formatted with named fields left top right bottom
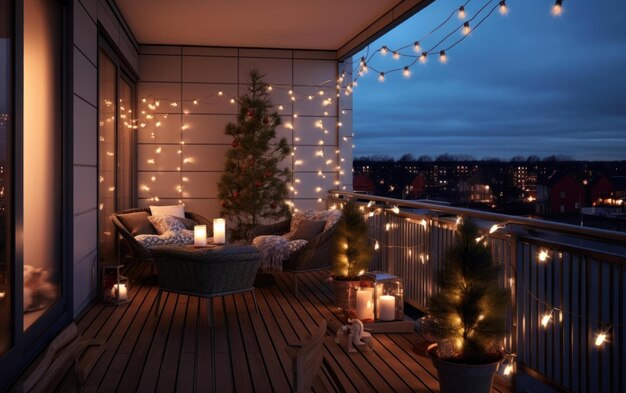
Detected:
left=0, top=0, right=11, bottom=356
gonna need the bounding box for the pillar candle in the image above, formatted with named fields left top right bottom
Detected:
left=194, top=225, right=207, bottom=247
left=356, top=288, right=374, bottom=321
left=213, top=218, right=226, bottom=244
left=379, top=295, right=395, bottom=321
left=114, top=284, right=128, bottom=301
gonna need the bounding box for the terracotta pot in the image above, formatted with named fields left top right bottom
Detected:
left=427, top=343, right=502, bottom=393
left=331, top=279, right=359, bottom=312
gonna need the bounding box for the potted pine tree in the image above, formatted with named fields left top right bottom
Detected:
left=330, top=200, right=373, bottom=313
left=427, top=219, right=510, bottom=393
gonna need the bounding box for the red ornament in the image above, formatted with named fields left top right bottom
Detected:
left=255, top=181, right=262, bottom=187
left=264, top=171, right=272, bottom=178
left=247, top=109, right=255, bottom=117
left=233, top=191, right=239, bottom=199
left=270, top=202, right=277, bottom=209
left=221, top=200, right=227, bottom=207
left=263, top=116, right=269, bottom=125
left=231, top=139, right=239, bottom=148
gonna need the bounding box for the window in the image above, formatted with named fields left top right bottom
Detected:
left=0, top=0, right=11, bottom=356
left=560, top=191, right=566, bottom=198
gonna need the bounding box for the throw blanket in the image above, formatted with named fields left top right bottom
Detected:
left=253, top=235, right=308, bottom=271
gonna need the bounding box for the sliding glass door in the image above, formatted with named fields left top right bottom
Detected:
left=98, top=47, right=136, bottom=266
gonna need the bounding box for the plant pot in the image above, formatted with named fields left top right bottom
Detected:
left=427, top=343, right=502, bottom=393
left=331, top=279, right=359, bottom=313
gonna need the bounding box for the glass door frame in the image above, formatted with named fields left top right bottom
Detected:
left=0, top=0, right=73, bottom=388
left=97, top=34, right=138, bottom=267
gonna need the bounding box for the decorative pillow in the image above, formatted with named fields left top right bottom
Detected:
left=286, top=219, right=326, bottom=241
left=135, top=231, right=193, bottom=248
left=285, top=239, right=309, bottom=255
left=285, top=209, right=342, bottom=237
left=172, top=216, right=198, bottom=230
left=150, top=204, right=185, bottom=218
left=148, top=215, right=186, bottom=235
left=117, top=211, right=157, bottom=236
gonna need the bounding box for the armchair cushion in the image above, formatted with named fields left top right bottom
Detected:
left=285, top=209, right=342, bottom=238
left=136, top=231, right=194, bottom=248
left=286, top=219, right=325, bottom=241
left=150, top=204, right=185, bottom=218
left=117, top=211, right=157, bottom=236
left=148, top=215, right=187, bottom=235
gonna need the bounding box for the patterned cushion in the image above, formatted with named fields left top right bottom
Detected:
left=285, top=239, right=309, bottom=255
left=148, top=215, right=186, bottom=235
left=172, top=216, right=198, bottom=230
left=135, top=231, right=193, bottom=248
left=285, top=209, right=342, bottom=237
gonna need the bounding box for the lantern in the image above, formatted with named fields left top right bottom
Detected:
left=360, top=272, right=404, bottom=322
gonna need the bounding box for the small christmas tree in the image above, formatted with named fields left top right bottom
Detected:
left=428, top=219, right=510, bottom=364
left=331, top=200, right=373, bottom=279
left=217, top=70, right=291, bottom=240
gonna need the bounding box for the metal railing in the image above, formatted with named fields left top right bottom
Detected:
left=328, top=191, right=626, bottom=393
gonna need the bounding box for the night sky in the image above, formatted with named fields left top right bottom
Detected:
left=353, top=0, right=626, bottom=161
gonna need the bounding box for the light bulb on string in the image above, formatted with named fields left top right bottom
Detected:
left=594, top=326, right=612, bottom=347
left=413, top=41, right=421, bottom=52
left=378, top=72, right=385, bottom=82
left=402, top=66, right=411, bottom=78
left=380, top=46, right=389, bottom=55
left=419, top=52, right=428, bottom=64
left=458, top=6, right=466, bottom=19
left=552, top=0, right=563, bottom=16
left=499, top=1, right=508, bottom=15
left=541, top=308, right=557, bottom=328
left=462, top=22, right=471, bottom=36
left=439, top=50, right=448, bottom=64
left=392, top=51, right=400, bottom=60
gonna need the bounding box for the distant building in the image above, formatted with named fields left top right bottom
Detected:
left=589, top=175, right=613, bottom=206
left=353, top=173, right=376, bottom=194
left=536, top=172, right=584, bottom=216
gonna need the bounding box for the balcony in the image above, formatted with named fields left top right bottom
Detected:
left=328, top=191, right=626, bottom=393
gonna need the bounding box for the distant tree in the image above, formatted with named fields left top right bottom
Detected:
left=481, top=156, right=502, bottom=162
left=435, top=153, right=455, bottom=162
left=542, top=155, right=557, bottom=162
left=418, top=155, right=433, bottom=162
left=456, top=154, right=476, bottom=161
left=510, top=155, right=526, bottom=162
left=398, top=153, right=415, bottom=162
left=556, top=154, right=574, bottom=161
left=527, top=155, right=541, bottom=163
left=370, top=155, right=395, bottom=162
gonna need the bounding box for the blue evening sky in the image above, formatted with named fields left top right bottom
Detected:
left=353, top=0, right=626, bottom=161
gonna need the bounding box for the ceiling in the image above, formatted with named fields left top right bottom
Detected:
left=115, top=0, right=427, bottom=53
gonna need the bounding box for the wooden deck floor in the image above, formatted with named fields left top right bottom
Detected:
left=75, top=263, right=510, bottom=393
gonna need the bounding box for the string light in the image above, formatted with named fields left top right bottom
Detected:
left=458, top=6, right=466, bottom=20
left=499, top=1, right=508, bottom=15
left=380, top=46, right=389, bottom=55
left=413, top=41, right=421, bottom=52
left=462, top=21, right=471, bottom=35
left=541, top=308, right=557, bottom=328
left=538, top=249, right=550, bottom=262
left=402, top=66, right=411, bottom=78
left=552, top=0, right=563, bottom=16
left=419, top=52, right=428, bottom=63
left=439, top=50, right=448, bottom=63
left=392, top=51, right=400, bottom=60
left=378, top=72, right=385, bottom=82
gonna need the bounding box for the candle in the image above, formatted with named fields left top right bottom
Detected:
left=213, top=218, right=226, bottom=244
left=113, top=284, right=128, bottom=301
left=194, top=225, right=207, bottom=247
left=356, top=288, right=374, bottom=321
left=379, top=295, right=395, bottom=321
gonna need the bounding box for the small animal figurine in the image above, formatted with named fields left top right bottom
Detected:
left=335, top=318, right=374, bottom=353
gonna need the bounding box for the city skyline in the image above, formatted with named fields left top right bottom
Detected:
left=353, top=0, right=626, bottom=161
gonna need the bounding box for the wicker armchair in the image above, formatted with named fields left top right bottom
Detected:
left=110, top=207, right=212, bottom=264
left=249, top=214, right=340, bottom=295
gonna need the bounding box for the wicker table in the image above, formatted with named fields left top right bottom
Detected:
left=150, top=244, right=261, bottom=325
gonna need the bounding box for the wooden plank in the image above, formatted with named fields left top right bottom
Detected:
left=134, top=292, right=177, bottom=393
left=156, top=294, right=188, bottom=392
left=194, top=296, right=213, bottom=391
left=244, top=290, right=292, bottom=392
left=212, top=298, right=234, bottom=393
left=224, top=295, right=254, bottom=393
